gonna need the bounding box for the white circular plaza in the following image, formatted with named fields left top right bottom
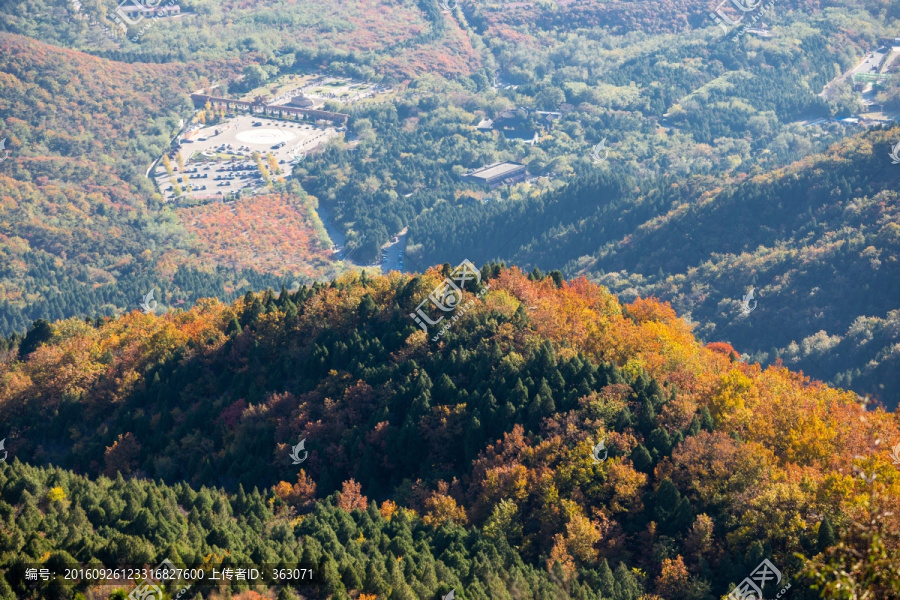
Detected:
left=235, top=128, right=297, bottom=145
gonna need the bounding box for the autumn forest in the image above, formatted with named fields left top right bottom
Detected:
left=1, top=0, right=899, bottom=598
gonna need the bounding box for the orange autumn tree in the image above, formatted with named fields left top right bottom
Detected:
left=336, top=479, right=368, bottom=512
left=273, top=470, right=317, bottom=509
left=103, top=433, right=141, bottom=477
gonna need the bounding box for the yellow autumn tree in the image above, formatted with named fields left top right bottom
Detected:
left=423, top=492, right=467, bottom=527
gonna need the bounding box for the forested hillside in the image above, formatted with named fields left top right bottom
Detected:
left=0, top=0, right=898, bottom=594
left=408, top=127, right=900, bottom=408
left=177, top=189, right=334, bottom=278
left=0, top=34, right=336, bottom=335
left=1, top=267, right=898, bottom=599
left=1, top=460, right=589, bottom=600
left=308, top=1, right=883, bottom=263
left=0, top=0, right=481, bottom=77
left=2, top=0, right=898, bottom=400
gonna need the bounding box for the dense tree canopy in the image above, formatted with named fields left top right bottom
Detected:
left=1, top=266, right=897, bottom=598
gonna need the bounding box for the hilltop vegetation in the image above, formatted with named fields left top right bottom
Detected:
left=1, top=267, right=898, bottom=598
left=2, top=0, right=899, bottom=413
left=1, top=459, right=592, bottom=600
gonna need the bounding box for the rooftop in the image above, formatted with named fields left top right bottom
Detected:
left=466, top=162, right=526, bottom=180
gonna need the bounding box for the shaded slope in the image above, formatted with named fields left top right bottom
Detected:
left=408, top=128, right=900, bottom=407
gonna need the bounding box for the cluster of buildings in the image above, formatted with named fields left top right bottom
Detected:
left=187, top=91, right=547, bottom=191
left=476, top=106, right=563, bottom=145
left=463, top=105, right=576, bottom=189
left=463, top=104, right=577, bottom=189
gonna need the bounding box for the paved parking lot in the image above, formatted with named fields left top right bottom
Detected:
left=380, top=229, right=407, bottom=273
left=153, top=114, right=340, bottom=202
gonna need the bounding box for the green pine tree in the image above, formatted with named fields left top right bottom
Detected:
left=817, top=515, right=836, bottom=552
left=630, top=444, right=654, bottom=473
left=613, top=562, right=642, bottom=600
left=597, top=559, right=616, bottom=599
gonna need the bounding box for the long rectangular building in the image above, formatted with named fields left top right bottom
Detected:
left=463, top=162, right=527, bottom=188
left=190, top=93, right=349, bottom=126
